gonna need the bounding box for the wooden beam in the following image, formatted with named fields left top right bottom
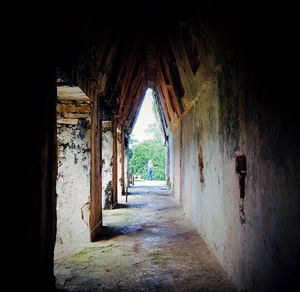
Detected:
left=90, top=95, right=102, bottom=241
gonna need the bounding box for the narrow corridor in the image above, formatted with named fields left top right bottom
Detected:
left=4, top=3, right=300, bottom=290
left=55, top=182, right=236, bottom=291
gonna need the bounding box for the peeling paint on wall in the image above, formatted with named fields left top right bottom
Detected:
left=56, top=90, right=91, bottom=244
left=102, top=121, right=113, bottom=209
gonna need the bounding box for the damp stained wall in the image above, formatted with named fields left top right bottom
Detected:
left=56, top=87, right=91, bottom=244
left=102, top=121, right=113, bottom=209
left=169, top=40, right=300, bottom=291
left=169, top=130, right=181, bottom=202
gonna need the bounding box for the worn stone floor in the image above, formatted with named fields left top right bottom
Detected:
left=55, top=181, right=236, bottom=291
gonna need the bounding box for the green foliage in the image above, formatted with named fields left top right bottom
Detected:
left=130, top=139, right=165, bottom=180
left=128, top=135, right=139, bottom=160
left=129, top=134, right=139, bottom=146
left=129, top=98, right=166, bottom=180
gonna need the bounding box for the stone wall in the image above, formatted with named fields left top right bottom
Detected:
left=102, top=121, right=113, bottom=209
left=170, top=32, right=300, bottom=291
left=56, top=88, right=91, bottom=244
left=169, top=130, right=181, bottom=202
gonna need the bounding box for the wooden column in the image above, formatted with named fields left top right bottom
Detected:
left=90, top=95, right=102, bottom=241
left=112, top=117, right=118, bottom=206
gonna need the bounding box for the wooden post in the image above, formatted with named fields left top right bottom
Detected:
left=90, top=95, right=102, bottom=241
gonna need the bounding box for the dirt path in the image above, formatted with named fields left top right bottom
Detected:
left=55, top=182, right=236, bottom=291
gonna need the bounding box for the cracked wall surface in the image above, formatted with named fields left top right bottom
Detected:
left=169, top=28, right=300, bottom=290
left=56, top=87, right=91, bottom=244
left=102, top=121, right=113, bottom=209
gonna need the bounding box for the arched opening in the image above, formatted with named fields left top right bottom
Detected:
left=129, top=88, right=167, bottom=187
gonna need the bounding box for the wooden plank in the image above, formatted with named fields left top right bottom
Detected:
left=90, top=95, right=102, bottom=241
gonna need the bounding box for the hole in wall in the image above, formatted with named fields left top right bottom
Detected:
left=235, top=152, right=247, bottom=226
left=197, top=132, right=205, bottom=187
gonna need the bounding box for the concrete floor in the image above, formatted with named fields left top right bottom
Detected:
left=55, top=182, right=236, bottom=291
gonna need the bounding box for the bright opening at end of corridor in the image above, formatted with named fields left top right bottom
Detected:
left=129, top=88, right=167, bottom=184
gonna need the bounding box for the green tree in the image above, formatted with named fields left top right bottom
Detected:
left=130, top=140, right=165, bottom=180
left=129, top=100, right=166, bottom=180
left=128, top=135, right=139, bottom=160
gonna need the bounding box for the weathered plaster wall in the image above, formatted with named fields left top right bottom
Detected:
left=102, top=121, right=113, bottom=209
left=169, top=130, right=181, bottom=202
left=56, top=92, right=91, bottom=244
left=170, top=45, right=300, bottom=291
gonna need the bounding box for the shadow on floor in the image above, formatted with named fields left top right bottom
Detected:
left=95, top=225, right=144, bottom=241
left=112, top=203, right=128, bottom=209
left=127, top=191, right=170, bottom=196
left=129, top=185, right=168, bottom=190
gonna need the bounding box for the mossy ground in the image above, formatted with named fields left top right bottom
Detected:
left=55, top=183, right=236, bottom=291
